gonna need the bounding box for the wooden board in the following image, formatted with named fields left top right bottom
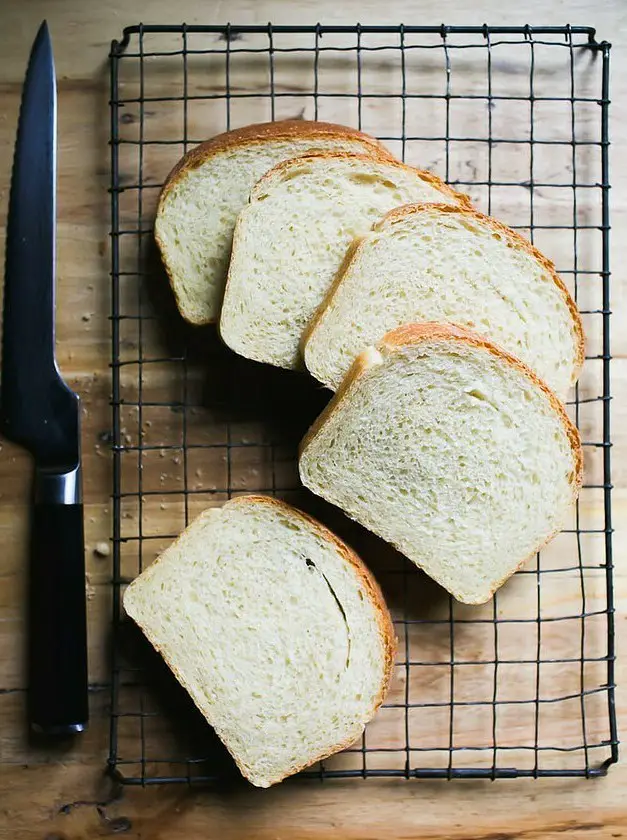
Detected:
left=0, top=0, right=626, bottom=837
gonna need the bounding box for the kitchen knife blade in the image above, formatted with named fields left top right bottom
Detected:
left=0, top=21, right=88, bottom=735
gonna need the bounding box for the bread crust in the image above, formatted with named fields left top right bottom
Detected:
left=155, top=121, right=395, bottom=325
left=158, top=120, right=394, bottom=203
left=299, top=322, right=583, bottom=605
left=123, top=494, right=396, bottom=786
left=248, top=151, right=472, bottom=208
left=304, top=202, right=584, bottom=390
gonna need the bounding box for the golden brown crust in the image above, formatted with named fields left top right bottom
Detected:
left=250, top=151, right=472, bottom=208
left=304, top=202, right=584, bottom=389
left=159, top=120, right=394, bottom=203
left=124, top=493, right=396, bottom=786
left=155, top=121, right=395, bottom=325
left=299, top=322, right=583, bottom=605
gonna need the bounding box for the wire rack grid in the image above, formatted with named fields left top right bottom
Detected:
left=108, top=23, right=617, bottom=785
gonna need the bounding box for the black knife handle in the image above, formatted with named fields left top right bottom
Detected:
left=28, top=495, right=89, bottom=734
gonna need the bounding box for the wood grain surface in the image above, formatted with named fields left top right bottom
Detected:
left=1, top=1, right=626, bottom=838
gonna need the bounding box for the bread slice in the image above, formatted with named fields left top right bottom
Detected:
left=219, top=153, right=470, bottom=370
left=123, top=495, right=395, bottom=788
left=299, top=324, right=583, bottom=605
left=155, top=121, right=393, bottom=324
left=303, top=203, right=584, bottom=398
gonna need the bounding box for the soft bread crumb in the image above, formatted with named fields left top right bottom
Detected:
left=304, top=203, right=583, bottom=398
left=299, top=323, right=582, bottom=605
left=123, top=495, right=395, bottom=787
left=220, top=153, right=469, bottom=370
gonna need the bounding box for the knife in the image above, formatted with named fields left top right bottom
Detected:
left=0, top=21, right=88, bottom=735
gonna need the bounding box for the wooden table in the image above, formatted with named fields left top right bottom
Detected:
left=1, top=1, right=626, bottom=836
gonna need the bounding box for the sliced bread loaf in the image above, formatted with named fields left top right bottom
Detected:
left=303, top=203, right=584, bottom=398
left=299, top=324, right=583, bottom=605
left=219, top=153, right=470, bottom=369
left=154, top=121, right=393, bottom=324
left=123, top=494, right=395, bottom=788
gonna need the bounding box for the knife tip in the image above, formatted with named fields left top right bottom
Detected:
left=36, top=20, right=51, bottom=44
left=30, top=20, right=54, bottom=71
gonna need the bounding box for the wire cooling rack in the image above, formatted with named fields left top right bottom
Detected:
left=108, top=24, right=617, bottom=784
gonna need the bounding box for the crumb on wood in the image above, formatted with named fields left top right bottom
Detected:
left=94, top=542, right=110, bottom=557
left=105, top=816, right=133, bottom=834
left=97, top=810, right=133, bottom=834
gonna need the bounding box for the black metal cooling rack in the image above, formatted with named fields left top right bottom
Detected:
left=108, top=23, right=617, bottom=784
